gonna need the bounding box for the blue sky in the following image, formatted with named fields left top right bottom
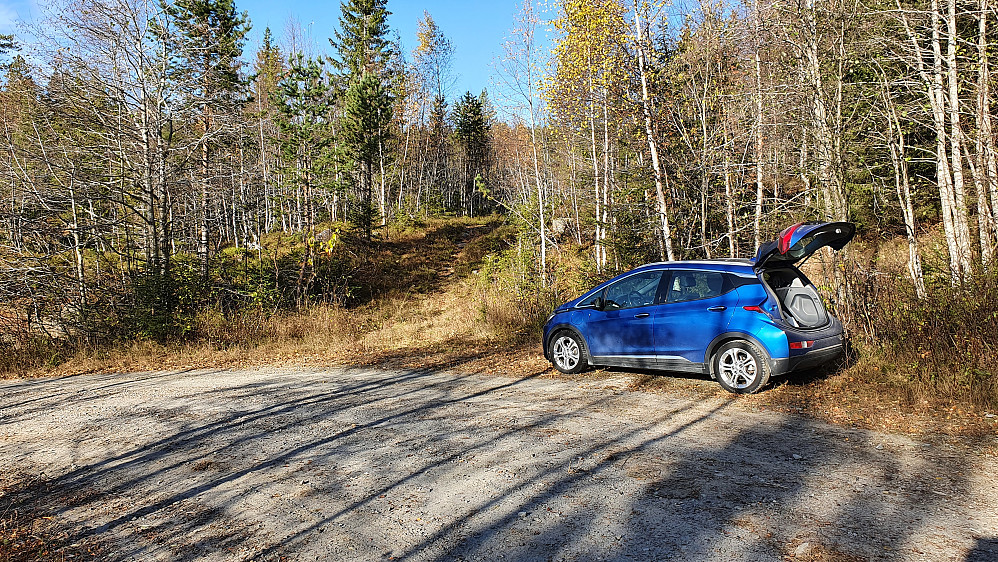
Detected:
left=0, top=0, right=526, bottom=98
left=239, top=0, right=525, bottom=98
left=0, top=0, right=33, bottom=34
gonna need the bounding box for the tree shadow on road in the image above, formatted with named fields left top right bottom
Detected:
left=0, top=358, right=988, bottom=561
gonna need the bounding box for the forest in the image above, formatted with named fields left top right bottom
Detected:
left=1, top=0, right=996, bottom=411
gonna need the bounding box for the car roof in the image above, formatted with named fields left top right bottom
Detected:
left=634, top=259, right=757, bottom=275
left=568, top=259, right=759, bottom=304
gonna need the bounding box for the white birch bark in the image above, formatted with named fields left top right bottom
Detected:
left=753, top=0, right=765, bottom=248
left=975, top=0, right=997, bottom=266
left=899, top=1, right=962, bottom=281
left=946, top=0, right=973, bottom=279
left=633, top=2, right=675, bottom=261
left=881, top=78, right=927, bottom=297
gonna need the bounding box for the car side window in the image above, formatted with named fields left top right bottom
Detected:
left=603, top=270, right=665, bottom=310
left=578, top=291, right=602, bottom=307
left=666, top=271, right=728, bottom=303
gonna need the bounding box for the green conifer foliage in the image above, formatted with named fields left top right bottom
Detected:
left=166, top=0, right=251, bottom=97
left=454, top=91, right=492, bottom=215
left=330, top=0, right=395, bottom=236
left=341, top=72, right=393, bottom=236
left=329, top=0, right=392, bottom=80
left=164, top=0, right=251, bottom=276
left=273, top=55, right=337, bottom=232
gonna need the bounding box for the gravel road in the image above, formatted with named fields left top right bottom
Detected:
left=1, top=366, right=996, bottom=561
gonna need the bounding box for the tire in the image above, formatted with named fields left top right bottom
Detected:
left=711, top=340, right=771, bottom=394
left=549, top=331, right=588, bottom=374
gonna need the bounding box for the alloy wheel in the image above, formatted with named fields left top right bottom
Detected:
left=718, top=347, right=758, bottom=390
left=552, top=335, right=580, bottom=371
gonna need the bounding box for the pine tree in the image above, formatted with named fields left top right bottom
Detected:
left=272, top=54, right=336, bottom=233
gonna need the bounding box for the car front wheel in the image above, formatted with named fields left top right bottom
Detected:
left=711, top=340, right=771, bottom=394
left=550, top=331, right=588, bottom=374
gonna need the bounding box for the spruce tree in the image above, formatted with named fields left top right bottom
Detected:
left=252, top=28, right=283, bottom=106
left=164, top=0, right=250, bottom=277
left=0, top=34, right=16, bottom=72
left=454, top=91, right=492, bottom=216
left=428, top=94, right=449, bottom=209
left=329, top=0, right=392, bottom=80
left=341, top=72, right=393, bottom=237
left=330, top=0, right=395, bottom=235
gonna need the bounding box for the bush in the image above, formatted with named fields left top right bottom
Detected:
left=848, top=268, right=998, bottom=410
left=477, top=236, right=560, bottom=340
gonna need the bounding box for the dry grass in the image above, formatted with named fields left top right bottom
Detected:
left=35, top=280, right=501, bottom=377
left=6, top=219, right=997, bottom=441
left=19, top=217, right=517, bottom=378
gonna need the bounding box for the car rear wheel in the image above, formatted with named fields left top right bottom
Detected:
left=711, top=340, right=771, bottom=394
left=550, top=331, right=587, bottom=374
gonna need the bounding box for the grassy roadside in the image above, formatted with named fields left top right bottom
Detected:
left=7, top=218, right=997, bottom=442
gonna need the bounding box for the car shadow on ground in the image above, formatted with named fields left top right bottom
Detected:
left=596, top=348, right=854, bottom=393
left=0, top=359, right=987, bottom=561
left=966, top=537, right=998, bottom=561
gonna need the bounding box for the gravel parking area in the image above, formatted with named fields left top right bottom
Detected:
left=1, top=367, right=996, bottom=561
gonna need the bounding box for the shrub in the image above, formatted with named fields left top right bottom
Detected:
left=477, top=236, right=560, bottom=340
left=848, top=268, right=998, bottom=410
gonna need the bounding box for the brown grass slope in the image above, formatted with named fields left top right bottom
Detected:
left=8, top=218, right=998, bottom=440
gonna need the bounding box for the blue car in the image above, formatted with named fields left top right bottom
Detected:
left=542, top=222, right=855, bottom=393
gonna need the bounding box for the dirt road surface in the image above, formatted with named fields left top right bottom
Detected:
left=1, top=367, right=996, bottom=561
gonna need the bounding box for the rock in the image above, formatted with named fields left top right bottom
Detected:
left=794, top=542, right=813, bottom=558
left=792, top=454, right=802, bottom=460
left=518, top=511, right=527, bottom=518
left=550, top=218, right=570, bottom=236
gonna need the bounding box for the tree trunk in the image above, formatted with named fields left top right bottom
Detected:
left=528, top=105, right=546, bottom=287
left=588, top=75, right=604, bottom=271
left=634, top=2, right=675, bottom=261
left=882, top=80, right=927, bottom=297
left=946, top=0, right=973, bottom=280
left=753, top=0, right=765, bottom=248
left=976, top=0, right=997, bottom=267
left=723, top=119, right=736, bottom=257
left=200, top=107, right=211, bottom=280
left=899, top=2, right=963, bottom=282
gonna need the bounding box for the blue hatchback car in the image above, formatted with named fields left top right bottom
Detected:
left=542, top=222, right=855, bottom=393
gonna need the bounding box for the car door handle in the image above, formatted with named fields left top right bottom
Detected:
left=707, top=306, right=727, bottom=312
left=634, top=313, right=650, bottom=319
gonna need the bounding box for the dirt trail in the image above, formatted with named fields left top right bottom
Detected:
left=1, top=367, right=996, bottom=561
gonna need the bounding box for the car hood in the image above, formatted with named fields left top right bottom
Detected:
left=753, top=221, right=855, bottom=269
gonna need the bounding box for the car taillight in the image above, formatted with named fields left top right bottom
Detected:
left=743, top=305, right=765, bottom=313
left=789, top=340, right=815, bottom=349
